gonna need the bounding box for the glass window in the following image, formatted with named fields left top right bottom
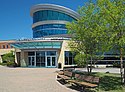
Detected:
left=69, top=57, right=73, bottom=65
left=33, top=10, right=76, bottom=23
left=33, top=24, right=67, bottom=38
left=42, top=11, right=48, bottom=20
left=39, top=11, right=43, bottom=21
left=6, top=45, right=9, bottom=48
left=53, top=11, right=58, bottom=20
left=28, top=52, right=35, bottom=56
left=36, top=51, right=45, bottom=56
left=64, top=51, right=76, bottom=65
left=47, top=51, right=56, bottom=56
left=2, top=45, right=5, bottom=49
left=36, top=51, right=45, bottom=67
left=58, top=12, right=64, bottom=20
left=53, top=24, right=59, bottom=28
left=65, top=57, right=68, bottom=65
left=48, top=10, right=53, bottom=20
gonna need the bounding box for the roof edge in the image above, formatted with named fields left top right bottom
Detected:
left=30, top=4, right=80, bottom=19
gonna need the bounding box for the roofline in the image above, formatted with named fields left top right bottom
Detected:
left=0, top=40, right=16, bottom=43
left=30, top=4, right=80, bottom=20
left=13, top=40, right=63, bottom=43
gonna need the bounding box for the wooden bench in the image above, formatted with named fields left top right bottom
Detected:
left=56, top=70, right=64, bottom=75
left=57, top=69, right=73, bottom=81
left=68, top=73, right=100, bottom=89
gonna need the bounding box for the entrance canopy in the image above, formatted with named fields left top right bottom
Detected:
left=11, top=41, right=62, bottom=49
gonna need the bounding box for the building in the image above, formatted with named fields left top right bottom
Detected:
left=10, top=4, right=80, bottom=68
left=0, top=40, right=15, bottom=63
left=0, top=4, right=121, bottom=68
left=31, top=4, right=79, bottom=38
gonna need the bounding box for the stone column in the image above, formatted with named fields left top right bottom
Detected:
left=20, top=51, right=27, bottom=67
left=14, top=49, right=18, bottom=64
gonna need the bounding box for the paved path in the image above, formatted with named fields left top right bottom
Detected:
left=75, top=68, right=123, bottom=74
left=0, top=66, right=76, bottom=92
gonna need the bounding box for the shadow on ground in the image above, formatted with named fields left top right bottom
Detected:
left=57, top=80, right=96, bottom=92
left=99, top=76, right=122, bottom=91
left=57, top=75, right=123, bottom=92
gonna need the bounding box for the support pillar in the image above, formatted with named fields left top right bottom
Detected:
left=20, top=51, right=27, bottom=67
left=0, top=55, right=2, bottom=63
left=15, top=51, right=18, bottom=64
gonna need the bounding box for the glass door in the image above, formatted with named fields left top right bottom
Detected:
left=46, top=56, right=56, bottom=67
left=36, top=51, right=45, bottom=67
left=28, top=56, right=35, bottom=67
left=47, top=57, right=51, bottom=67
left=52, top=57, right=56, bottom=66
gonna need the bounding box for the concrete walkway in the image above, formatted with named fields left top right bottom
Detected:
left=0, top=66, right=76, bottom=92
left=75, top=67, right=123, bottom=74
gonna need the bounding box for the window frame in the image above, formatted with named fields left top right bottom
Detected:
left=64, top=51, right=75, bottom=65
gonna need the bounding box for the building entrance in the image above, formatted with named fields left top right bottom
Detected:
left=28, top=51, right=57, bottom=67
left=28, top=56, right=35, bottom=67
left=36, top=51, right=46, bottom=67
left=47, top=56, right=56, bottom=67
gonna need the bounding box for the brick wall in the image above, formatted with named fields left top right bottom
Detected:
left=0, top=40, right=15, bottom=49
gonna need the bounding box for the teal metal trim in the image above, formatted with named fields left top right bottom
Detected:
left=11, top=41, right=62, bottom=49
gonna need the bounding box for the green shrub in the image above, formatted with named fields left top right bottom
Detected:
left=7, top=61, right=15, bottom=67
left=0, top=63, right=7, bottom=66
left=2, top=51, right=15, bottom=63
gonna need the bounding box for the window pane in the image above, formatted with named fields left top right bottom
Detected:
left=52, top=57, right=56, bottom=66
left=47, top=51, right=56, bottom=56
left=69, top=57, right=73, bottom=65
left=65, top=51, right=69, bottom=57
left=36, top=51, right=45, bottom=67
left=33, top=10, right=76, bottom=23
left=47, top=57, right=51, bottom=66
left=28, top=52, right=35, bottom=56
left=64, top=51, right=76, bottom=65
left=65, top=57, right=68, bottom=65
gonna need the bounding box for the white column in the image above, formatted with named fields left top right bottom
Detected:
left=34, top=51, right=36, bottom=67
left=14, top=50, right=18, bottom=64
left=0, top=55, right=2, bottom=63
left=45, top=51, right=47, bottom=67
left=56, top=51, right=58, bottom=67
left=20, top=51, right=27, bottom=67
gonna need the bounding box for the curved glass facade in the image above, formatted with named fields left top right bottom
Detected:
left=33, top=24, right=67, bottom=38
left=32, top=8, right=77, bottom=38
left=33, top=10, right=75, bottom=23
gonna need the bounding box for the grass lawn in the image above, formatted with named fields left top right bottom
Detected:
left=91, top=72, right=125, bottom=92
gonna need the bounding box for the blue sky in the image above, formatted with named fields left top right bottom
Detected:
left=0, top=0, right=89, bottom=40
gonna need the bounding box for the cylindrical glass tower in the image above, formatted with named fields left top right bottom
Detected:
left=30, top=4, right=80, bottom=38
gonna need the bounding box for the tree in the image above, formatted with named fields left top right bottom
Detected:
left=97, top=0, right=125, bottom=84
left=74, top=53, right=87, bottom=68
left=2, top=51, right=15, bottom=63
left=67, top=1, right=106, bottom=73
